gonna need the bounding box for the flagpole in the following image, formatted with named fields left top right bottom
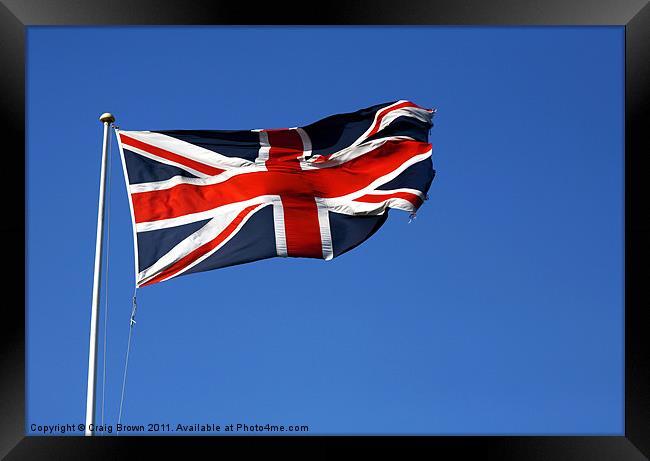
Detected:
left=85, top=112, right=115, bottom=436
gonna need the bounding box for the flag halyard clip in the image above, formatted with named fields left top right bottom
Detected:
left=129, top=293, right=137, bottom=327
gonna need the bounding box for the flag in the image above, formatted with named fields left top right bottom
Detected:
left=116, top=100, right=436, bottom=287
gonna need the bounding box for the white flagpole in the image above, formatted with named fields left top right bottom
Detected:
left=85, top=112, right=115, bottom=436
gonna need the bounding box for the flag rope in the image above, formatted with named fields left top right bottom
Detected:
left=117, top=286, right=138, bottom=435
left=112, top=124, right=139, bottom=436
left=99, top=123, right=115, bottom=434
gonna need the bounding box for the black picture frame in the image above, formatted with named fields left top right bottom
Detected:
left=3, top=1, right=648, bottom=458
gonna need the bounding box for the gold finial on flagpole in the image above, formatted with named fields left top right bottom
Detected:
left=99, top=113, right=115, bottom=124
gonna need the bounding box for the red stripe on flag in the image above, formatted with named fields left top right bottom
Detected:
left=120, top=133, right=225, bottom=177
left=366, top=101, right=419, bottom=138
left=140, top=204, right=260, bottom=286
left=315, top=101, right=423, bottom=162
left=308, top=140, right=432, bottom=198
left=264, top=129, right=322, bottom=257
left=131, top=171, right=267, bottom=223
left=354, top=191, right=423, bottom=208
left=130, top=140, right=431, bottom=224
left=264, top=129, right=304, bottom=171
left=281, top=195, right=323, bottom=258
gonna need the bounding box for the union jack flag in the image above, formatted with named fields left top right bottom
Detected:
left=116, top=100, right=436, bottom=287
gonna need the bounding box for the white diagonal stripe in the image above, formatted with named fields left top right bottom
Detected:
left=328, top=101, right=433, bottom=156
left=376, top=107, right=433, bottom=133
left=121, top=130, right=255, bottom=171
left=319, top=197, right=418, bottom=216
left=128, top=163, right=265, bottom=193
left=137, top=201, right=271, bottom=286
left=317, top=150, right=432, bottom=207
left=360, top=188, right=425, bottom=199
left=299, top=136, right=417, bottom=170
left=121, top=143, right=211, bottom=178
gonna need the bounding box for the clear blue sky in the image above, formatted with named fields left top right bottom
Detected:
left=26, top=26, right=624, bottom=435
